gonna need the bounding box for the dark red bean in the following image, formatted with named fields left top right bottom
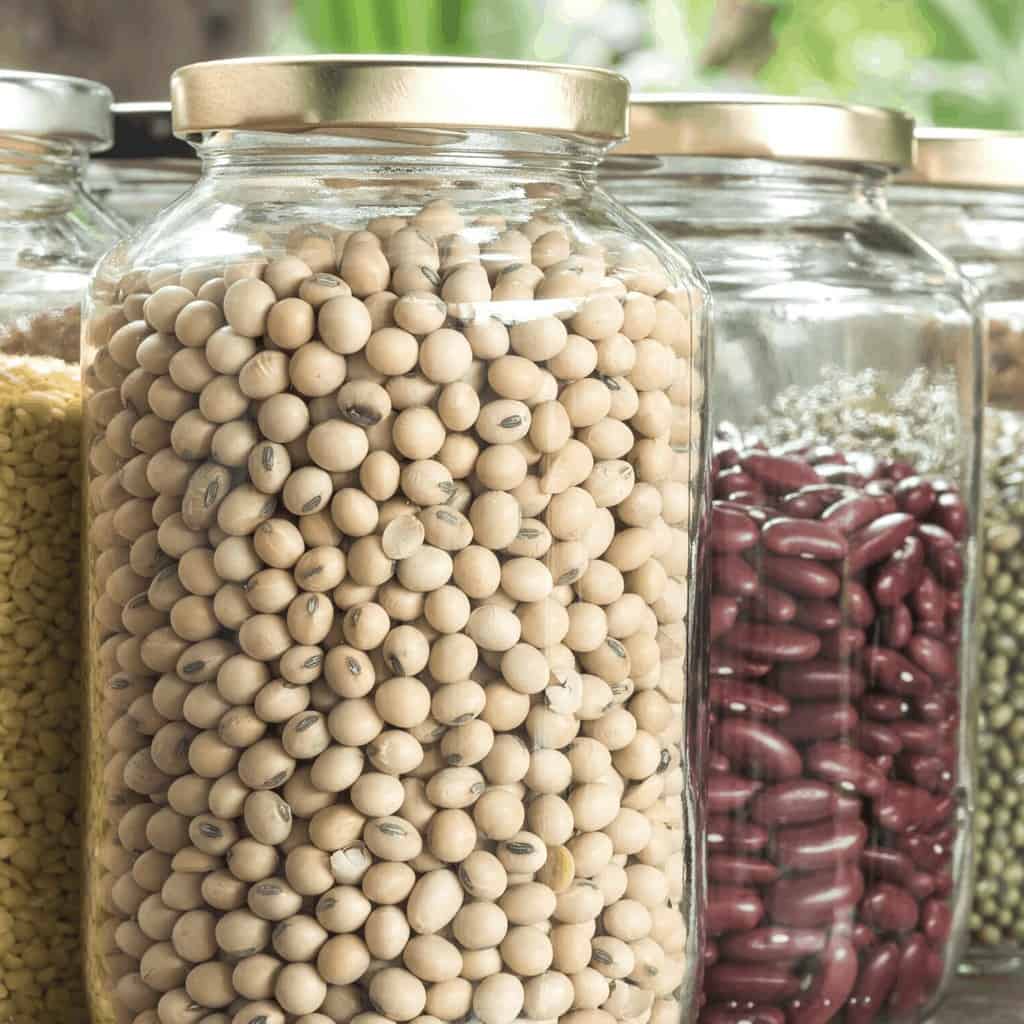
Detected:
left=872, top=536, right=924, bottom=608
left=723, top=622, right=821, bottom=662
left=889, top=721, right=939, bottom=754
left=861, top=883, right=919, bottom=933
left=710, top=649, right=774, bottom=678
left=816, top=464, right=865, bottom=487
left=705, top=963, right=801, bottom=1003
left=915, top=618, right=945, bottom=639
left=845, top=942, right=900, bottom=1024
left=817, top=627, right=865, bottom=660
left=711, top=595, right=740, bottom=641
left=785, top=931, right=858, bottom=1024
left=921, top=898, right=952, bottom=946
left=772, top=819, right=867, bottom=871
left=896, top=753, right=952, bottom=793
left=708, top=816, right=770, bottom=854
left=930, top=544, right=964, bottom=588
left=713, top=554, right=760, bottom=597
left=899, top=833, right=952, bottom=873
left=835, top=792, right=864, bottom=822
left=710, top=679, right=791, bottom=719
left=709, top=752, right=731, bottom=774
left=719, top=927, right=827, bottom=964
left=717, top=500, right=772, bottom=523
left=712, top=505, right=760, bottom=552
left=714, top=467, right=759, bottom=499
left=776, top=662, right=866, bottom=700
left=805, top=741, right=886, bottom=797
left=873, top=782, right=937, bottom=834
left=854, top=721, right=903, bottom=756
left=882, top=460, right=915, bottom=482
left=745, top=585, right=798, bottom=624
left=847, top=513, right=917, bottom=573
left=709, top=854, right=780, bottom=886
left=704, top=940, right=719, bottom=967
left=762, top=517, right=848, bottom=560
left=909, top=872, right=936, bottom=901
left=879, top=603, right=912, bottom=648
left=861, top=693, right=910, bottom=721
left=709, top=773, right=763, bottom=813
left=861, top=847, right=914, bottom=886
left=821, top=494, right=884, bottom=534
left=716, top=445, right=741, bottom=468
left=907, top=634, right=956, bottom=682
left=887, top=933, right=930, bottom=1015
left=894, top=476, right=935, bottom=518
left=932, top=491, right=967, bottom=539
left=777, top=702, right=858, bottom=743
left=767, top=864, right=864, bottom=927
left=842, top=581, right=876, bottom=628
left=750, top=780, right=838, bottom=827
left=706, top=885, right=765, bottom=936
left=717, top=718, right=804, bottom=781
left=701, top=1007, right=785, bottom=1024
left=862, top=647, right=933, bottom=698
left=851, top=923, right=878, bottom=951
left=779, top=490, right=831, bottom=519
left=933, top=871, right=953, bottom=897
left=762, top=555, right=840, bottom=599
left=742, top=452, right=822, bottom=491
left=794, top=600, right=842, bottom=632
left=917, top=521, right=955, bottom=553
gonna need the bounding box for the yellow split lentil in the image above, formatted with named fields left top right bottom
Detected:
left=0, top=347, right=86, bottom=1024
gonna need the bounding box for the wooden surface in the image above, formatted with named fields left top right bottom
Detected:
left=938, top=974, right=1024, bottom=1021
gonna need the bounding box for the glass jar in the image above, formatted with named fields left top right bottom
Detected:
left=0, top=70, right=121, bottom=1023
left=88, top=102, right=200, bottom=227
left=81, top=57, right=711, bottom=1024
left=607, top=97, right=981, bottom=1023
left=891, top=129, right=1024, bottom=974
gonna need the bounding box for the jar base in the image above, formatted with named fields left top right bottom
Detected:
left=959, top=949, right=1024, bottom=976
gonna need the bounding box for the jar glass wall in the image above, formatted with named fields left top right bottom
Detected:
left=892, top=129, right=1024, bottom=974
left=608, top=97, right=981, bottom=1023
left=0, top=69, right=121, bottom=1024
left=81, top=58, right=711, bottom=1024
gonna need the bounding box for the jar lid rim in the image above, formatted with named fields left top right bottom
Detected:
left=616, top=93, right=913, bottom=170
left=170, top=55, right=629, bottom=143
left=897, top=128, right=1024, bottom=190
left=0, top=69, right=114, bottom=150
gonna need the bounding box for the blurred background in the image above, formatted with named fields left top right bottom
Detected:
left=3, top=0, right=1023, bottom=128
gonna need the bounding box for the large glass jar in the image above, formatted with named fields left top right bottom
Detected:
left=81, top=57, right=711, bottom=1024
left=88, top=103, right=199, bottom=227
left=0, top=70, right=121, bottom=1023
left=607, top=97, right=981, bottom=1023
left=891, top=130, right=1024, bottom=974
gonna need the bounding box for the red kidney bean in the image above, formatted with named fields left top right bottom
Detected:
left=887, top=933, right=930, bottom=1015
left=917, top=521, right=955, bottom=552
left=864, top=484, right=899, bottom=517
left=704, top=941, right=719, bottom=968
left=702, top=1007, right=786, bottom=1024
left=899, top=833, right=952, bottom=873
left=835, top=792, right=865, bottom=822
left=777, top=702, right=858, bottom=743
left=894, top=475, right=935, bottom=517
left=763, top=555, right=840, bottom=598
left=816, top=464, right=866, bottom=487
left=873, top=782, right=936, bottom=834
left=909, top=872, right=936, bottom=901
left=711, top=595, right=741, bottom=641
left=821, top=494, right=884, bottom=534
left=862, top=647, right=933, bottom=698
left=921, top=898, right=951, bottom=945
left=879, top=603, right=912, bottom=648
left=794, top=599, right=842, bottom=632
left=845, top=942, right=900, bottom=1024
left=888, top=721, right=938, bottom=754
left=714, top=554, right=760, bottom=596
left=915, top=618, right=945, bottom=639
left=778, top=491, right=831, bottom=519
left=718, top=500, right=772, bottom=523
left=724, top=622, right=821, bottom=662
left=711, top=649, right=774, bottom=679
left=860, top=694, right=910, bottom=721
left=776, top=661, right=866, bottom=700
left=930, top=545, right=964, bottom=588
left=717, top=718, right=804, bottom=781
left=805, top=742, right=887, bottom=797
left=785, top=931, right=858, bottom=1024
left=707, top=885, right=765, bottom=936
left=762, top=517, right=848, bottom=559
left=715, top=466, right=759, bottom=499
left=896, top=753, right=952, bottom=793
left=717, top=445, right=741, bottom=468
left=847, top=513, right=917, bottom=573
left=851, top=923, right=878, bottom=951
left=767, top=864, right=864, bottom=928
left=710, top=751, right=731, bottom=774
left=860, top=883, right=919, bottom=933
left=907, top=634, right=956, bottom=682
left=854, top=721, right=903, bottom=756
left=882, top=460, right=915, bottom=482
left=750, top=780, right=838, bottom=827
left=772, top=819, right=868, bottom=872
left=818, top=627, right=866, bottom=660
left=708, top=816, right=770, bottom=854
left=711, top=679, right=791, bottom=719
left=842, top=581, right=877, bottom=628
left=709, top=773, right=763, bottom=813
left=872, top=536, right=924, bottom=608
left=933, top=871, right=953, bottom=897
left=861, top=847, right=914, bottom=886
left=719, top=927, right=827, bottom=964
left=946, top=589, right=962, bottom=614
left=709, top=854, right=780, bottom=886
left=705, top=963, right=801, bottom=1003
left=932, top=491, right=967, bottom=539
left=712, top=505, right=761, bottom=552
left=746, top=585, right=798, bottom=624
left=742, top=452, right=822, bottom=491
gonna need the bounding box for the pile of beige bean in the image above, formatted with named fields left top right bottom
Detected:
left=0, top=342, right=86, bottom=1024
left=84, top=198, right=700, bottom=1024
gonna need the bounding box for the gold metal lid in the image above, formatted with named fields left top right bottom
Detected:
left=898, top=128, right=1024, bottom=190
left=617, top=93, right=913, bottom=169
left=170, top=56, right=628, bottom=143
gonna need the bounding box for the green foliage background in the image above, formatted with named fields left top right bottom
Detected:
left=292, top=0, right=1024, bottom=128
